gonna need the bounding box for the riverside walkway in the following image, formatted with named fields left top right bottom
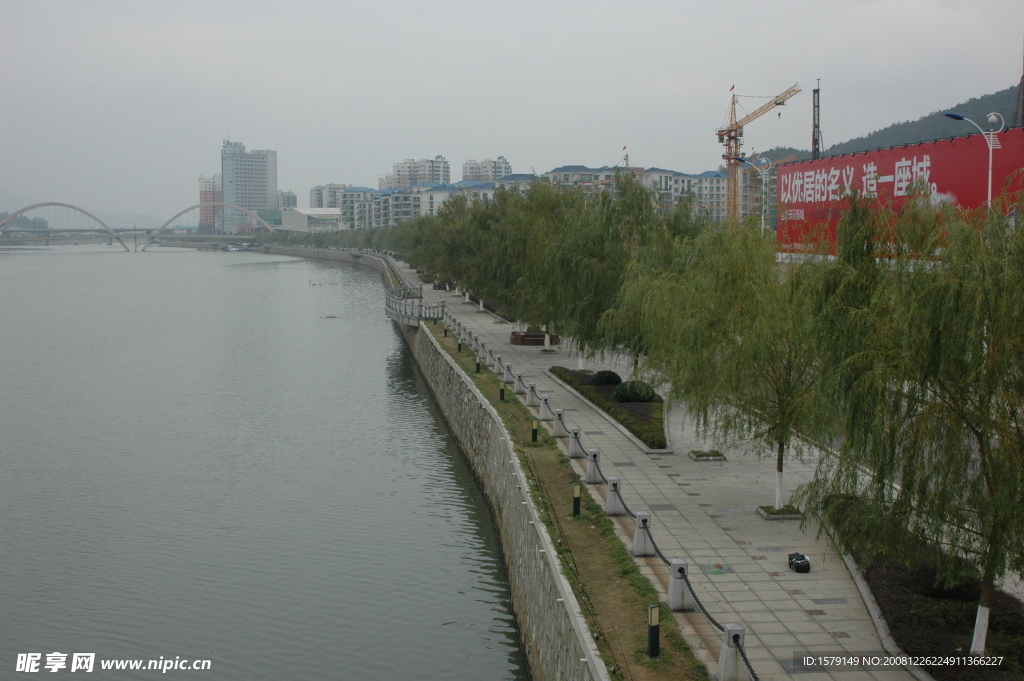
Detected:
left=386, top=258, right=917, bottom=681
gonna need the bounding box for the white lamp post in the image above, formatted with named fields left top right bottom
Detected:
left=944, top=112, right=1004, bottom=207
left=732, top=156, right=773, bottom=233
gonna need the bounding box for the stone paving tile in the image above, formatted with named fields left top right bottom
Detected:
left=407, top=271, right=915, bottom=681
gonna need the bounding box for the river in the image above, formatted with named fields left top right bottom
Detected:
left=0, top=244, right=529, bottom=679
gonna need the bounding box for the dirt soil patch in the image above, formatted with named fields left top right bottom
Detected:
left=858, top=557, right=1024, bottom=681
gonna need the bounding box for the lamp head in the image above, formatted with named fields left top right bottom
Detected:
left=945, top=112, right=965, bottom=121
left=988, top=113, right=999, bottom=126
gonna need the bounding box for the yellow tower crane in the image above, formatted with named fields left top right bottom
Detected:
left=717, top=83, right=801, bottom=221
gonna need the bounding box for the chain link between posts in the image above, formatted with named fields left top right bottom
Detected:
left=644, top=517, right=725, bottom=633
left=614, top=486, right=636, bottom=519
left=735, top=636, right=760, bottom=681
left=592, top=456, right=610, bottom=484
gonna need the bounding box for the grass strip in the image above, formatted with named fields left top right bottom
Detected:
left=425, top=321, right=708, bottom=681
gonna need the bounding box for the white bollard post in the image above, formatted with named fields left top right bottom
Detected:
left=465, top=290, right=470, bottom=303
left=503, top=363, right=515, bottom=385
left=513, top=373, right=528, bottom=395
left=479, top=298, right=484, bottom=312
left=567, top=428, right=586, bottom=458
left=526, top=384, right=539, bottom=407
left=538, top=396, right=555, bottom=421
left=668, top=560, right=694, bottom=612
left=551, top=409, right=570, bottom=438
left=585, top=449, right=603, bottom=484
left=632, top=512, right=654, bottom=556
left=495, top=355, right=504, bottom=374
left=716, top=624, right=745, bottom=681
left=605, top=477, right=625, bottom=516
left=472, top=333, right=480, bottom=355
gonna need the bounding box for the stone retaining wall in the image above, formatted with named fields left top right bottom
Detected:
left=398, top=322, right=609, bottom=681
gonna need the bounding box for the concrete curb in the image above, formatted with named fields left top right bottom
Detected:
left=543, top=370, right=672, bottom=456
left=842, top=553, right=937, bottom=681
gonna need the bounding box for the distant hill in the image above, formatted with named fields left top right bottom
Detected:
left=761, top=85, right=1020, bottom=161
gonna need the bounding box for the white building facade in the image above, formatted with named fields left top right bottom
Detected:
left=462, top=157, right=512, bottom=182
left=380, top=156, right=450, bottom=189
left=310, top=183, right=352, bottom=208
left=221, top=140, right=278, bottom=233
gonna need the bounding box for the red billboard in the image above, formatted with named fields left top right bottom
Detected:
left=776, top=127, right=1024, bottom=249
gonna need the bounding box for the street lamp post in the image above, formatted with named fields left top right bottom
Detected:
left=731, top=156, right=773, bottom=233
left=944, top=111, right=1004, bottom=207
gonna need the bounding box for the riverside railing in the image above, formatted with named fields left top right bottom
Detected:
left=443, top=309, right=760, bottom=681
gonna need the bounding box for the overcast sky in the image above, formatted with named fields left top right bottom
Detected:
left=1, top=0, right=1022, bottom=218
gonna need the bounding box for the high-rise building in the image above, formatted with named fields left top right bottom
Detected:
left=380, top=156, right=449, bottom=189
left=220, top=140, right=278, bottom=233
left=278, top=190, right=297, bottom=211
left=198, top=174, right=222, bottom=233
left=310, top=184, right=352, bottom=208
left=462, top=157, right=511, bottom=182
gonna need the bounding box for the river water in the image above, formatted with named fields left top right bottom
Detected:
left=0, top=244, right=529, bottom=679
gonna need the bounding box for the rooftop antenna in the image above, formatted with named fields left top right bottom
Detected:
left=811, top=79, right=823, bottom=159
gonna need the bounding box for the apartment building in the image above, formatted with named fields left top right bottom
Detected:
left=310, top=183, right=352, bottom=208
left=380, top=156, right=450, bottom=189
left=462, top=157, right=512, bottom=182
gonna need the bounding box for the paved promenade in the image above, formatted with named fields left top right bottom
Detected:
left=389, top=259, right=922, bottom=681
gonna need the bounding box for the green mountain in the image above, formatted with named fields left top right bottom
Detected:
left=761, top=85, right=1020, bottom=161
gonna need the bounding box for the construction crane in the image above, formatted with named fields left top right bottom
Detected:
left=717, top=83, right=801, bottom=221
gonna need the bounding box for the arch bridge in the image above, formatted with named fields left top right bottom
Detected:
left=142, top=202, right=277, bottom=251
left=0, top=203, right=131, bottom=251
left=0, top=202, right=279, bottom=252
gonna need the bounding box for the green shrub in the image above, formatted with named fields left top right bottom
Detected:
left=613, top=380, right=656, bottom=403
left=592, top=370, right=622, bottom=386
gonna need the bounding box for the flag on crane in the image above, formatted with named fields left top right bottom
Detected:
left=730, top=84, right=735, bottom=91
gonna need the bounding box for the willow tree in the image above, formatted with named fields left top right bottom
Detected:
left=544, top=173, right=662, bottom=360
left=799, top=194, right=1024, bottom=654
left=631, top=223, right=831, bottom=508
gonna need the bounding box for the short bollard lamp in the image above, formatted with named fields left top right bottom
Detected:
left=532, top=419, right=538, bottom=443
left=647, top=604, right=660, bottom=658
left=572, top=482, right=581, bottom=517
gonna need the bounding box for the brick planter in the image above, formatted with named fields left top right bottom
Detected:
left=510, top=332, right=560, bottom=346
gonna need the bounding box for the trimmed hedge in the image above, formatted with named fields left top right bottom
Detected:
left=550, top=366, right=666, bottom=449
left=613, top=380, right=655, bottom=403
left=592, top=370, right=622, bottom=386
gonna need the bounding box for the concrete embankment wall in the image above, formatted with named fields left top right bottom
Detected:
left=397, top=321, right=607, bottom=681
left=268, top=247, right=391, bottom=280
left=270, top=246, right=607, bottom=681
